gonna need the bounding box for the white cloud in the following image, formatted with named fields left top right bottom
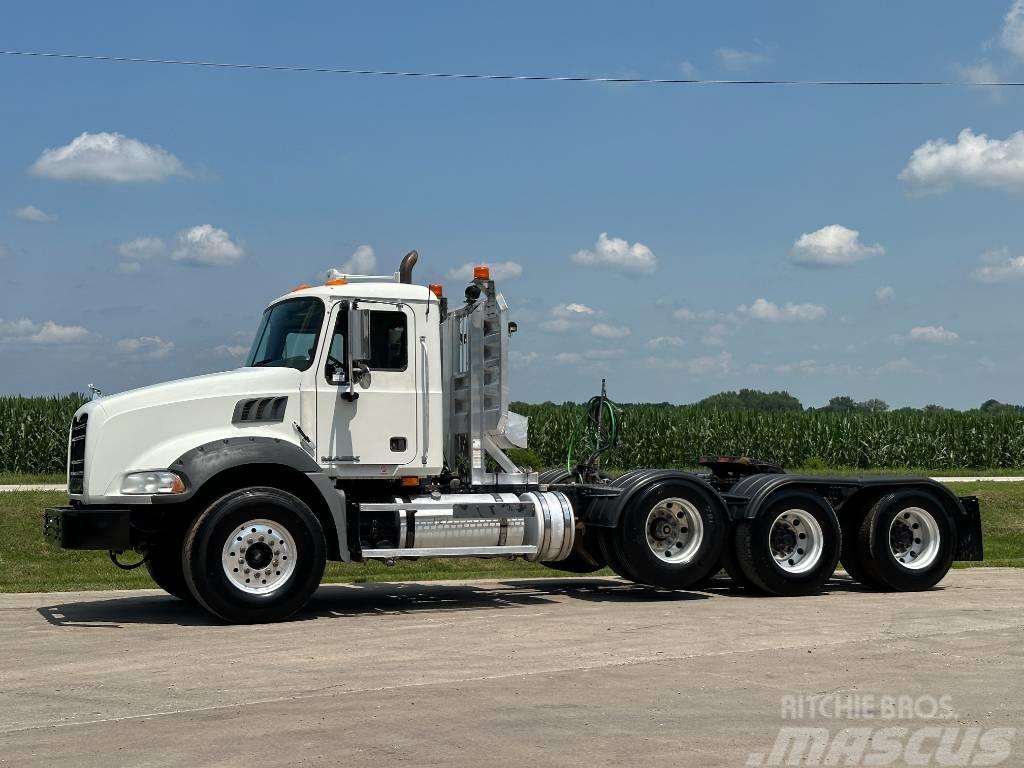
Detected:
left=872, top=358, right=923, bottom=376
left=687, top=351, right=733, bottom=375
left=117, top=336, right=175, bottom=359
left=31, top=132, right=184, bottom=183
left=715, top=47, right=769, bottom=70
left=571, top=232, right=657, bottom=273
left=791, top=224, right=885, bottom=267
left=554, top=352, right=584, bottom=365
left=672, top=307, right=720, bottom=322
left=875, top=285, right=895, bottom=303
left=892, top=326, right=960, bottom=345
left=446, top=260, right=523, bottom=281
left=591, top=322, right=630, bottom=339
left=542, top=303, right=597, bottom=332
left=172, top=225, right=244, bottom=266
left=118, top=237, right=166, bottom=260
left=330, top=245, right=376, bottom=276
left=899, top=129, right=1024, bottom=195
left=774, top=359, right=861, bottom=377
left=644, top=335, right=685, bottom=349
left=972, top=247, right=1024, bottom=283
left=213, top=344, right=249, bottom=358
left=739, top=298, right=826, bottom=323
left=510, top=350, right=539, bottom=365
left=955, top=60, right=1000, bottom=85
left=1003, top=0, right=1024, bottom=60
left=680, top=60, right=699, bottom=78
left=15, top=205, right=55, bottom=223
left=0, top=318, right=89, bottom=345
left=116, top=237, right=166, bottom=272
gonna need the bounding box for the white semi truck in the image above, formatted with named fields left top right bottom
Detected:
left=44, top=252, right=983, bottom=622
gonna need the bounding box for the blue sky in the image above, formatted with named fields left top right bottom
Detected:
left=2, top=1, right=1023, bottom=408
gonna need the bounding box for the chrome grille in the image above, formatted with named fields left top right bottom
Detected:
left=68, top=413, right=87, bottom=494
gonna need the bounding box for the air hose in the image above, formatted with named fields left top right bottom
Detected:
left=565, top=381, right=622, bottom=473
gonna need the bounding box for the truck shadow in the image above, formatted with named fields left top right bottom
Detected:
left=36, top=577, right=717, bottom=628
left=35, top=574, right=892, bottom=629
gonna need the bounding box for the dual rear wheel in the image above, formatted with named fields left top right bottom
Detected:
left=720, top=488, right=954, bottom=595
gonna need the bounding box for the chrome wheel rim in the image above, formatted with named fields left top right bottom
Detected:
left=645, top=498, right=704, bottom=564
left=222, top=519, right=297, bottom=595
left=889, top=507, right=940, bottom=570
left=769, top=509, right=824, bottom=574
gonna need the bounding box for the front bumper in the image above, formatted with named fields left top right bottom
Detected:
left=44, top=507, right=130, bottom=550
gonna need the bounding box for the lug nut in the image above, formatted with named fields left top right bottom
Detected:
left=247, top=538, right=253, bottom=544
left=244, top=568, right=251, bottom=574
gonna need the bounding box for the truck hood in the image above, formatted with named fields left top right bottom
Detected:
left=92, top=367, right=302, bottom=419
left=73, top=367, right=308, bottom=499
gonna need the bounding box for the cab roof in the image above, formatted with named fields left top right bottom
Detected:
left=268, top=279, right=441, bottom=308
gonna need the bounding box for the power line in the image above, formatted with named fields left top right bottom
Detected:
left=2, top=48, right=1023, bottom=87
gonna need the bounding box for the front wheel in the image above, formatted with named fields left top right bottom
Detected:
left=183, top=487, right=326, bottom=623
left=145, top=543, right=193, bottom=601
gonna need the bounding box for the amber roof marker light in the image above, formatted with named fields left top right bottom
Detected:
left=473, top=265, right=490, bottom=281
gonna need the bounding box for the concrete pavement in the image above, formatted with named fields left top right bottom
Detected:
left=0, top=569, right=1022, bottom=767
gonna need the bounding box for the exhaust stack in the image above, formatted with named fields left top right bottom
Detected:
left=399, top=250, right=418, bottom=284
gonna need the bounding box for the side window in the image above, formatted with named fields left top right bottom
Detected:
left=324, top=312, right=348, bottom=385
left=369, top=311, right=408, bottom=370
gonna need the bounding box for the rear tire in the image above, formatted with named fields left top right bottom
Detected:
left=719, top=523, right=758, bottom=591
left=855, top=491, right=955, bottom=592
left=183, top=487, right=326, bottom=623
left=839, top=506, right=884, bottom=589
left=145, top=544, right=194, bottom=601
left=609, top=480, right=726, bottom=589
left=734, top=490, right=841, bottom=596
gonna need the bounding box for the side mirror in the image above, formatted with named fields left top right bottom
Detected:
left=348, top=307, right=371, bottom=363
left=341, top=306, right=372, bottom=402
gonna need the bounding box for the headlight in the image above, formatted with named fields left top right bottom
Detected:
left=121, top=471, right=186, bottom=495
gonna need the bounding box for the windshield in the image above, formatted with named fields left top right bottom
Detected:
left=246, top=297, right=325, bottom=371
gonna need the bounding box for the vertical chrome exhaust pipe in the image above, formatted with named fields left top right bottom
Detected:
left=399, top=250, right=418, bottom=284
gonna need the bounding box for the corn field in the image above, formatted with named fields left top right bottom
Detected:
left=516, top=403, right=1024, bottom=471
left=0, top=394, right=88, bottom=475
left=2, top=395, right=1024, bottom=475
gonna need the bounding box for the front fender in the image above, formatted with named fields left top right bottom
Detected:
left=164, top=436, right=320, bottom=504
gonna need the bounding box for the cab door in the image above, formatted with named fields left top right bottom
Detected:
left=315, top=300, right=419, bottom=473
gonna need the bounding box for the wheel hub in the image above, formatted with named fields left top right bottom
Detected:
left=888, top=507, right=940, bottom=570
left=245, top=542, right=274, bottom=570
left=222, top=519, right=297, bottom=595
left=769, top=509, right=824, bottom=575
left=644, top=498, right=704, bottom=565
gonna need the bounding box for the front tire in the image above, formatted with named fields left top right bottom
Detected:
left=734, top=490, right=841, bottom=596
left=183, top=487, right=326, bottom=623
left=145, top=544, right=194, bottom=601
